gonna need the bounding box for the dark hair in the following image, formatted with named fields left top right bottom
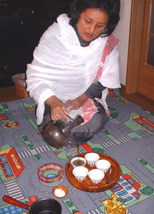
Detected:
left=68, top=0, right=120, bottom=37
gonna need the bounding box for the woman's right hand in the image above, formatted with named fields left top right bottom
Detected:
left=45, top=96, right=70, bottom=121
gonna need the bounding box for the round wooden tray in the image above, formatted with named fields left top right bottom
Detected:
left=65, top=153, right=121, bottom=192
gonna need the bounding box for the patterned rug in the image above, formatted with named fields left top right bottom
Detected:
left=0, top=89, right=154, bottom=214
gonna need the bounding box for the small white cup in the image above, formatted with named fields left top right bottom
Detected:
left=88, top=169, right=105, bottom=184
left=71, top=157, right=86, bottom=168
left=95, top=159, right=111, bottom=172
left=84, top=153, right=100, bottom=167
left=72, top=166, right=89, bottom=181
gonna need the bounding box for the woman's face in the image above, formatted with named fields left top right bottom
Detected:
left=77, top=8, right=109, bottom=42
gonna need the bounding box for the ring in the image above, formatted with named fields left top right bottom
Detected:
left=38, top=163, right=64, bottom=184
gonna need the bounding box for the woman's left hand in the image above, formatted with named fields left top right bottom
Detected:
left=65, top=94, right=89, bottom=110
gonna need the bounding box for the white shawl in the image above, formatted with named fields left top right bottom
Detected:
left=26, top=14, right=120, bottom=124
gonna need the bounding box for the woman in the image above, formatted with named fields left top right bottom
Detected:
left=26, top=0, right=121, bottom=145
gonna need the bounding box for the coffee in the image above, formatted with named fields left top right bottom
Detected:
left=71, top=157, right=86, bottom=168
left=72, top=159, right=85, bottom=166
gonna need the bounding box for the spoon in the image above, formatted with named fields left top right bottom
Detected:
left=65, top=114, right=75, bottom=122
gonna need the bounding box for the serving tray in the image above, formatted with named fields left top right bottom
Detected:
left=65, top=153, right=121, bottom=192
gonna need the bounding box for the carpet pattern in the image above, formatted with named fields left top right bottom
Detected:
left=0, top=90, right=154, bottom=214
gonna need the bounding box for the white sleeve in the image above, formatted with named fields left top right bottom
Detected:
left=99, top=47, right=121, bottom=89
left=26, top=25, right=58, bottom=125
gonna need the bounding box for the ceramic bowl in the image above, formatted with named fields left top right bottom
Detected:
left=52, top=185, right=69, bottom=199
left=84, top=153, right=100, bottom=167
left=72, top=166, right=89, bottom=181
left=95, top=159, right=111, bottom=172
left=71, top=157, right=86, bottom=168
left=88, top=169, right=105, bottom=184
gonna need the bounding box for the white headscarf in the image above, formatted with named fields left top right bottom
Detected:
left=26, top=14, right=120, bottom=124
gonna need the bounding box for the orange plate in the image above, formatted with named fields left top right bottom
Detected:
left=65, top=153, right=121, bottom=192
left=52, top=185, right=69, bottom=198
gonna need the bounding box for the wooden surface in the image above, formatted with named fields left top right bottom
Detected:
left=65, top=153, right=121, bottom=192
left=0, top=87, right=17, bottom=102
left=126, top=0, right=145, bottom=93
left=119, top=85, right=154, bottom=113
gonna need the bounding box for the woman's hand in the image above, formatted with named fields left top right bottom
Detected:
left=65, top=94, right=89, bottom=110
left=45, top=96, right=69, bottom=121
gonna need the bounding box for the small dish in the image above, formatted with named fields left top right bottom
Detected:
left=95, top=159, right=111, bottom=172
left=84, top=152, right=100, bottom=167
left=71, top=157, right=86, bottom=168
left=72, top=166, right=89, bottom=181
left=88, top=169, right=105, bottom=184
left=52, top=185, right=69, bottom=199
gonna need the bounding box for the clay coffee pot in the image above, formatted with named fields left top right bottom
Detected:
left=42, top=115, right=84, bottom=147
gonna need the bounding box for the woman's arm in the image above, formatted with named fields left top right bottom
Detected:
left=65, top=81, right=106, bottom=110
left=45, top=96, right=70, bottom=121
left=84, top=81, right=106, bottom=99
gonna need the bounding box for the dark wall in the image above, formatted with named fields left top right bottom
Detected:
left=0, top=0, right=70, bottom=88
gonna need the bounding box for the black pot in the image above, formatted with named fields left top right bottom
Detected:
left=3, top=195, right=62, bottom=214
